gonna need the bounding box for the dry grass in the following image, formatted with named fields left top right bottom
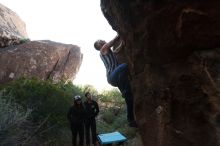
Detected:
left=0, top=92, right=33, bottom=145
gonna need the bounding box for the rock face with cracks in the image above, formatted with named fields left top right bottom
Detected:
left=0, top=4, right=83, bottom=84
left=0, top=3, right=28, bottom=48
left=0, top=40, right=83, bottom=83
left=101, top=1, right=220, bottom=146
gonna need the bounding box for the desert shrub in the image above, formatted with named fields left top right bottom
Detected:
left=0, top=78, right=84, bottom=144
left=97, top=120, right=113, bottom=134
left=101, top=107, right=116, bottom=124
left=111, top=113, right=127, bottom=128
left=0, top=78, right=137, bottom=144
left=99, top=88, right=123, bottom=104
left=97, top=89, right=137, bottom=140
left=97, top=107, right=136, bottom=139
left=0, top=92, right=34, bottom=145
left=81, top=84, right=98, bottom=95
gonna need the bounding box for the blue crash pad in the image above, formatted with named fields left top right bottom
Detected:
left=97, top=131, right=127, bottom=145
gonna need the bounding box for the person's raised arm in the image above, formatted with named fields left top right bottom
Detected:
left=112, top=39, right=124, bottom=53
left=100, top=35, right=120, bottom=55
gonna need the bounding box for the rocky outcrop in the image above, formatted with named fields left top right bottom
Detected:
left=0, top=40, right=83, bottom=83
left=0, top=3, right=28, bottom=48
left=101, top=1, right=220, bottom=146
left=0, top=4, right=83, bottom=83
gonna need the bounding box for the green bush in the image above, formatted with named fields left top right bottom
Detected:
left=97, top=89, right=137, bottom=139
left=0, top=92, right=34, bottom=145
left=99, top=88, right=123, bottom=104
left=0, top=78, right=137, bottom=144
left=111, top=113, right=127, bottom=128
left=97, top=120, right=113, bottom=134
left=101, top=107, right=116, bottom=124
left=97, top=107, right=136, bottom=139
left=0, top=78, right=84, bottom=144
left=81, top=84, right=98, bottom=95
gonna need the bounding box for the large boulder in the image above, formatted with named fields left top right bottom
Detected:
left=0, top=3, right=28, bottom=48
left=0, top=40, right=83, bottom=83
left=101, top=1, right=220, bottom=146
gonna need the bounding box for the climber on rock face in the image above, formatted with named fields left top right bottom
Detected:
left=94, top=34, right=137, bottom=128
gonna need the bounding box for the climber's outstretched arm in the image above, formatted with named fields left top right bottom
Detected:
left=100, top=35, right=120, bottom=55
left=112, top=40, right=123, bottom=53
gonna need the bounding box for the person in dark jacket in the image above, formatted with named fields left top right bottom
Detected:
left=84, top=92, right=99, bottom=146
left=67, top=95, right=85, bottom=146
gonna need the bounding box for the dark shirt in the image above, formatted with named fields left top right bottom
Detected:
left=67, top=104, right=85, bottom=125
left=84, top=100, right=99, bottom=119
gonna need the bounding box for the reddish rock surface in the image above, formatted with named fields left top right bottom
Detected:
left=0, top=4, right=83, bottom=84
left=101, top=1, right=220, bottom=146
left=0, top=3, right=28, bottom=48
left=0, top=40, right=83, bottom=83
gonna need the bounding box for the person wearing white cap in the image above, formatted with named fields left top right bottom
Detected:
left=67, top=95, right=85, bottom=146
